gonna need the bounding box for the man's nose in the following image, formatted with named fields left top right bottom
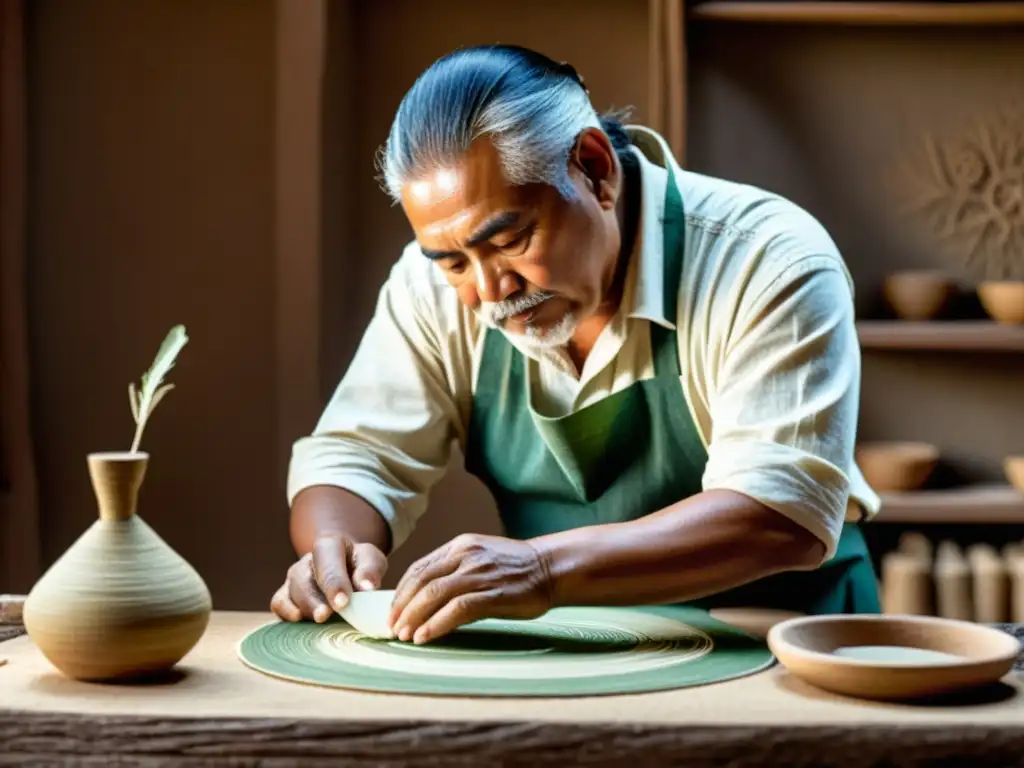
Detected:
left=474, top=260, right=519, bottom=304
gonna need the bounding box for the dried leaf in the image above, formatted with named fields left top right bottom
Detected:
left=129, top=325, right=188, bottom=453
left=149, top=383, right=175, bottom=413
left=128, top=382, right=139, bottom=422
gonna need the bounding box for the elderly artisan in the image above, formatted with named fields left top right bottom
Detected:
left=272, top=45, right=881, bottom=644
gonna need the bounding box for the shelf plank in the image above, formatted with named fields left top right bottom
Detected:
left=857, top=320, right=1024, bottom=351
left=877, top=485, right=1024, bottom=524
left=689, top=2, right=1024, bottom=25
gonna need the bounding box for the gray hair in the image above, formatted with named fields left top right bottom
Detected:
left=376, top=45, right=608, bottom=203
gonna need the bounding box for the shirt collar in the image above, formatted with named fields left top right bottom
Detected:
left=618, top=125, right=680, bottom=331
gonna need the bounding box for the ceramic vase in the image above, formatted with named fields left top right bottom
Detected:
left=22, top=451, right=212, bottom=681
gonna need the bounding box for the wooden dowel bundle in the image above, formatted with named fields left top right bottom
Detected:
left=967, top=544, right=1009, bottom=623
left=880, top=535, right=1024, bottom=624
left=881, top=549, right=933, bottom=615
left=934, top=541, right=974, bottom=621
left=1004, top=543, right=1024, bottom=623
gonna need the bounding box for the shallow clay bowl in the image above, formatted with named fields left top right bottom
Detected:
left=882, top=271, right=953, bottom=321
left=855, top=441, right=938, bottom=492
left=978, top=281, right=1024, bottom=324
left=1005, top=456, right=1024, bottom=493
left=767, top=614, right=1021, bottom=701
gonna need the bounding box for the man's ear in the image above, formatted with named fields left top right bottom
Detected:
left=570, top=128, right=619, bottom=208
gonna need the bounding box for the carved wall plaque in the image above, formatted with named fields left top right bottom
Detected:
left=890, top=105, right=1024, bottom=280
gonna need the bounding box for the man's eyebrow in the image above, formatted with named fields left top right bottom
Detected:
left=466, top=210, right=522, bottom=247
left=421, top=247, right=458, bottom=261
left=420, top=210, right=523, bottom=261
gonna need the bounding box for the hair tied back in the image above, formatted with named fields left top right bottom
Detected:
left=557, top=61, right=588, bottom=94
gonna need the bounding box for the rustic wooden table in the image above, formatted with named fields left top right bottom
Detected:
left=1, top=606, right=1023, bottom=767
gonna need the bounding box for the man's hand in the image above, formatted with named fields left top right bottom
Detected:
left=387, top=533, right=553, bottom=645
left=271, top=533, right=388, bottom=623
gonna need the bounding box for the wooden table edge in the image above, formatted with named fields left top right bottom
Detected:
left=1, top=708, right=1024, bottom=766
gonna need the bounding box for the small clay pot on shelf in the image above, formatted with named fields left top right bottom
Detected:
left=855, top=441, right=939, bottom=493
left=978, top=281, right=1024, bottom=324
left=1004, top=455, right=1024, bottom=493
left=882, top=271, right=954, bottom=321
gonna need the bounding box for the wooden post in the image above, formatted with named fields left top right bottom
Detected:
left=273, top=0, right=326, bottom=488
left=648, top=0, right=688, bottom=164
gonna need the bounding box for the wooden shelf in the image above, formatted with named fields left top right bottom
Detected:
left=857, top=321, right=1024, bottom=351
left=877, top=485, right=1024, bottom=524
left=689, top=2, right=1024, bottom=25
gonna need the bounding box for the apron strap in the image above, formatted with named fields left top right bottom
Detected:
left=651, top=164, right=686, bottom=378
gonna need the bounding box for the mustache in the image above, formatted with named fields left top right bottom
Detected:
left=482, top=291, right=556, bottom=323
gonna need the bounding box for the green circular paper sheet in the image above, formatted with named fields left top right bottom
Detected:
left=237, top=605, right=775, bottom=697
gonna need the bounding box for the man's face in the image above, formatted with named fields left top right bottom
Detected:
left=400, top=131, right=622, bottom=348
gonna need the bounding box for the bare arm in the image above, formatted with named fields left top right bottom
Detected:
left=289, top=486, right=392, bottom=557
left=387, top=490, right=823, bottom=644
left=532, top=489, right=824, bottom=607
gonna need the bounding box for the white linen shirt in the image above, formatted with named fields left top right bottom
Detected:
left=288, top=125, right=880, bottom=561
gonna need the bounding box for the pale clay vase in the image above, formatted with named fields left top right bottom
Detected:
left=23, top=452, right=212, bottom=681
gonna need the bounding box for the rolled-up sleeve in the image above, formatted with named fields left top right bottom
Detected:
left=701, top=255, right=861, bottom=562
left=287, top=259, right=459, bottom=551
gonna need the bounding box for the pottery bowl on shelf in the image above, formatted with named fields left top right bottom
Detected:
left=855, top=441, right=938, bottom=493
left=882, top=271, right=954, bottom=321
left=1004, top=456, right=1024, bottom=493
left=978, top=281, right=1024, bottom=324
left=767, top=614, right=1022, bottom=701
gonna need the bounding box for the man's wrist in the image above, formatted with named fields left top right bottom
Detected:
left=527, top=530, right=592, bottom=608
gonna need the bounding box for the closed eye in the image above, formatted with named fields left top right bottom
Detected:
left=496, top=226, right=534, bottom=255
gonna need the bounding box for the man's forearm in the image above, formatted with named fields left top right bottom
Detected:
left=289, top=485, right=392, bottom=556
left=529, top=489, right=827, bottom=608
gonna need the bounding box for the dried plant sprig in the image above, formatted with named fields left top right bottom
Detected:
left=128, top=324, right=189, bottom=453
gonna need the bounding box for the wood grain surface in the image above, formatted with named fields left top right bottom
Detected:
left=0, top=627, right=23, bottom=644
left=0, top=712, right=1023, bottom=767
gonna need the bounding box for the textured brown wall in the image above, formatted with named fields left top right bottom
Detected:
left=26, top=0, right=288, bottom=609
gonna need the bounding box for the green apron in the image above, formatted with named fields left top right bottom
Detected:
left=464, top=165, right=880, bottom=616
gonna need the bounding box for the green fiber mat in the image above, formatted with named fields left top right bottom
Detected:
left=237, top=605, right=775, bottom=697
